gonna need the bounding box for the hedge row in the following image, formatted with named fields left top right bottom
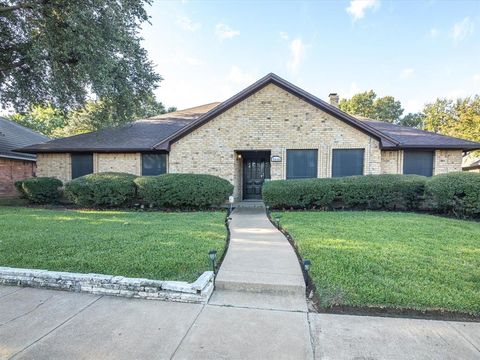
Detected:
left=16, top=172, right=233, bottom=209
left=263, top=172, right=480, bottom=218
left=15, top=177, right=63, bottom=204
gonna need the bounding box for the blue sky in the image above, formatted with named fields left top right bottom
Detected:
left=141, top=0, right=480, bottom=114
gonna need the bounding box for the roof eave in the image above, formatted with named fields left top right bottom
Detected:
left=380, top=144, right=480, bottom=151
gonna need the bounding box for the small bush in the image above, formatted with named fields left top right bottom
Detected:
left=426, top=172, right=480, bottom=217
left=65, top=172, right=137, bottom=207
left=334, top=174, right=427, bottom=211
left=263, top=174, right=427, bottom=210
left=135, top=174, right=233, bottom=209
left=262, top=179, right=336, bottom=209
left=15, top=177, right=63, bottom=204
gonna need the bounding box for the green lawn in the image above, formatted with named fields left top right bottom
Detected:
left=274, top=211, right=480, bottom=315
left=0, top=207, right=227, bottom=282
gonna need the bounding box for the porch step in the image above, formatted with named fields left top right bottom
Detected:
left=232, top=201, right=265, bottom=209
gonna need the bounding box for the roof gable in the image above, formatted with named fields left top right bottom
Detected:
left=154, top=73, right=399, bottom=150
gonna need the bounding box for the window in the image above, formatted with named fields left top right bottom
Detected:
left=71, top=153, right=93, bottom=179
left=286, top=150, right=318, bottom=179
left=403, top=150, right=434, bottom=177
left=142, top=153, right=167, bottom=176
left=332, top=149, right=364, bottom=177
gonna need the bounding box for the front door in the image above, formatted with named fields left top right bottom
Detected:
left=243, top=153, right=271, bottom=200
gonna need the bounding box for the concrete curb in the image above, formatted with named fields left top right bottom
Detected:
left=0, top=266, right=214, bottom=303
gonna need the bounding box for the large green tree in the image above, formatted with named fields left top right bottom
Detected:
left=0, top=0, right=160, bottom=125
left=10, top=96, right=176, bottom=138
left=424, top=97, right=480, bottom=144
left=339, top=90, right=404, bottom=123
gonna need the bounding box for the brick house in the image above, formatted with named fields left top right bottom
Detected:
left=0, top=117, right=49, bottom=197
left=18, top=73, right=480, bottom=200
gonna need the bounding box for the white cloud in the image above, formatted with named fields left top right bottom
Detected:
left=176, top=16, right=200, bottom=32
left=473, top=74, right=480, bottom=81
left=227, top=65, right=258, bottom=86
left=279, top=31, right=289, bottom=41
left=346, top=0, right=380, bottom=21
left=400, top=68, right=415, bottom=79
left=287, top=38, right=306, bottom=73
left=451, top=17, right=474, bottom=42
left=215, top=23, right=240, bottom=40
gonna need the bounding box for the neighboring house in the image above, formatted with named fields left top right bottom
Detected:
left=463, top=158, right=480, bottom=173
left=18, top=73, right=480, bottom=200
left=0, top=117, right=49, bottom=197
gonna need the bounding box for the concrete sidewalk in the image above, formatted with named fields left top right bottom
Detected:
left=1, top=285, right=479, bottom=359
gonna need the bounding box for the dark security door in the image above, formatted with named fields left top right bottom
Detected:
left=243, top=153, right=270, bottom=200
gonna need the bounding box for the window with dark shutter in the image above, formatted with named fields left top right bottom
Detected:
left=71, top=153, right=93, bottom=179
left=286, top=150, right=318, bottom=179
left=332, top=149, right=364, bottom=177
left=403, top=151, right=434, bottom=177
left=141, top=153, right=167, bottom=176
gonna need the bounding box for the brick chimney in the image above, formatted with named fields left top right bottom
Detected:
left=329, top=93, right=339, bottom=108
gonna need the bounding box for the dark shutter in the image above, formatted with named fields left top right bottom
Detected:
left=403, top=151, right=434, bottom=176
left=71, top=153, right=93, bottom=179
left=142, top=153, right=167, bottom=176
left=286, top=150, right=318, bottom=179
left=332, top=149, right=364, bottom=177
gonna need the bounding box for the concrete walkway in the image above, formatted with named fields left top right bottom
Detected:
left=213, top=206, right=307, bottom=312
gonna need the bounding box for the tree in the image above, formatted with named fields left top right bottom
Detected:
left=339, top=90, right=376, bottom=119
left=423, top=99, right=456, bottom=133
left=398, top=112, right=425, bottom=129
left=373, top=96, right=404, bottom=123
left=0, top=0, right=160, bottom=126
left=10, top=96, right=176, bottom=138
left=339, top=90, right=404, bottom=122
left=9, top=104, right=67, bottom=137
left=423, top=97, right=480, bottom=143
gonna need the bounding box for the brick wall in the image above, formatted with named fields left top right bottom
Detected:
left=36, top=153, right=71, bottom=184
left=36, top=152, right=142, bottom=184
left=434, top=150, right=463, bottom=174
left=169, top=83, right=382, bottom=198
left=95, top=153, right=141, bottom=175
left=0, top=158, right=36, bottom=197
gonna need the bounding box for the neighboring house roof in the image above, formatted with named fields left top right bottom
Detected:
left=0, top=117, right=49, bottom=161
left=18, top=103, right=220, bottom=153
left=17, top=73, right=480, bottom=153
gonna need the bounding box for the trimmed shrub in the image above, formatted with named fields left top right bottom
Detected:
left=15, top=177, right=63, bottom=204
left=262, top=174, right=427, bottom=210
left=135, top=174, right=233, bottom=209
left=65, top=172, right=137, bottom=207
left=262, top=179, right=336, bottom=209
left=426, top=172, right=480, bottom=217
left=334, top=174, right=427, bottom=210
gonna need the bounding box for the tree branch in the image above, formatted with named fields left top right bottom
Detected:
left=0, top=2, right=35, bottom=14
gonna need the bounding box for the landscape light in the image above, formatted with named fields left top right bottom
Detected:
left=208, top=249, right=218, bottom=286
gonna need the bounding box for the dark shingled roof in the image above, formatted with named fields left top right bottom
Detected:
left=17, top=73, right=480, bottom=153
left=357, top=118, right=480, bottom=150
left=0, top=117, right=49, bottom=161
left=18, top=103, right=221, bottom=153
